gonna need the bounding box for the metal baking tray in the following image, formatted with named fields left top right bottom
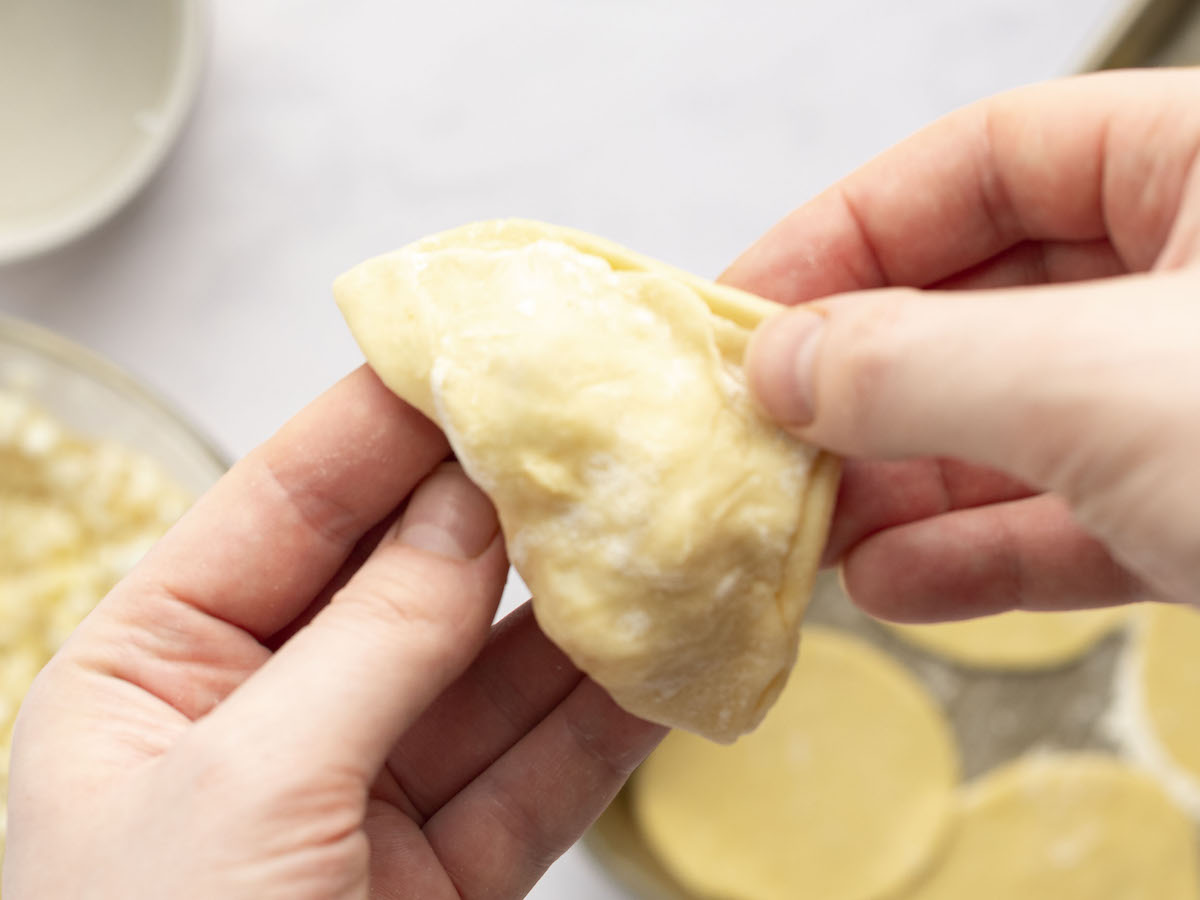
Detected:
left=1081, top=0, right=1200, bottom=70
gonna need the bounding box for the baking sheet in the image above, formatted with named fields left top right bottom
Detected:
left=585, top=572, right=1132, bottom=899
left=1082, top=0, right=1200, bottom=69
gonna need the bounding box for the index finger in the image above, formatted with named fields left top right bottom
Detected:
left=722, top=69, right=1200, bottom=303
left=118, top=365, right=448, bottom=639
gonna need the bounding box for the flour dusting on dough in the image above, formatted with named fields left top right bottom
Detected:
left=1047, top=824, right=1099, bottom=869
left=617, top=609, right=651, bottom=639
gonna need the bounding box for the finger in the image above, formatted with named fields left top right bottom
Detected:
left=122, top=366, right=448, bottom=638
left=824, top=457, right=1035, bottom=565
left=745, top=273, right=1191, bottom=495
left=196, top=463, right=507, bottom=776
left=383, top=602, right=584, bottom=820
left=409, top=679, right=664, bottom=899
left=722, top=69, right=1200, bottom=303
left=263, top=510, right=401, bottom=652
left=841, top=493, right=1148, bottom=623
left=931, top=239, right=1125, bottom=291
left=364, top=803, right=457, bottom=899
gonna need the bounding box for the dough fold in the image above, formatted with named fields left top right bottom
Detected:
left=335, top=219, right=839, bottom=741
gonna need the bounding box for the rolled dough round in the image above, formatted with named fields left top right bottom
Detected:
left=1110, top=602, right=1200, bottom=817
left=908, top=754, right=1198, bottom=899
left=884, top=607, right=1129, bottom=671
left=632, top=626, right=959, bottom=900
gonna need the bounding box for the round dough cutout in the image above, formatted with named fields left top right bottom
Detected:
left=1113, top=602, right=1200, bottom=815
left=908, top=754, right=1198, bottom=899
left=632, top=626, right=959, bottom=900
left=884, top=607, right=1128, bottom=671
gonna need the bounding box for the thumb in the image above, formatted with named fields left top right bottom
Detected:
left=745, top=273, right=1190, bottom=498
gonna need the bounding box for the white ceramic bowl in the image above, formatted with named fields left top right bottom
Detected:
left=0, top=0, right=208, bottom=265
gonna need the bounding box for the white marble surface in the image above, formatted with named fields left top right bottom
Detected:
left=0, top=1, right=1125, bottom=896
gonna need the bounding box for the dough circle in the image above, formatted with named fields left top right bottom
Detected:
left=1111, top=601, right=1200, bottom=816
left=632, top=626, right=959, bottom=900
left=884, top=608, right=1129, bottom=671
left=335, top=220, right=840, bottom=742
left=907, top=754, right=1198, bottom=899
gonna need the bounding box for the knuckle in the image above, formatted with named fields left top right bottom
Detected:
left=334, top=549, right=490, bottom=653
left=477, top=771, right=563, bottom=870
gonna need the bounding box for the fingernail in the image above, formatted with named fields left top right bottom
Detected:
left=393, top=463, right=498, bottom=559
left=747, top=308, right=825, bottom=426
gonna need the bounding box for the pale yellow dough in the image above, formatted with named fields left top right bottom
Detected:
left=907, top=754, right=1198, bottom=899
left=632, top=627, right=959, bottom=900
left=335, top=220, right=839, bottom=742
left=1110, top=602, right=1200, bottom=816
left=884, top=607, right=1129, bottom=671
left=1132, top=603, right=1200, bottom=777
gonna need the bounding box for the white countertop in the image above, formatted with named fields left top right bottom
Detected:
left=0, top=0, right=1125, bottom=895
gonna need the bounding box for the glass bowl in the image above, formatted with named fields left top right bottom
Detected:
left=0, top=314, right=228, bottom=491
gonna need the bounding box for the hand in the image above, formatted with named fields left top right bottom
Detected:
left=727, top=69, right=1200, bottom=621
left=3, top=368, right=663, bottom=899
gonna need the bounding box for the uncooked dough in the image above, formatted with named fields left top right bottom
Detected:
left=335, top=220, right=840, bottom=742
left=907, top=754, right=1198, bottom=899
left=884, top=607, right=1129, bottom=671
left=1109, top=602, right=1200, bottom=818
left=632, top=626, right=959, bottom=900
left=333, top=218, right=840, bottom=739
